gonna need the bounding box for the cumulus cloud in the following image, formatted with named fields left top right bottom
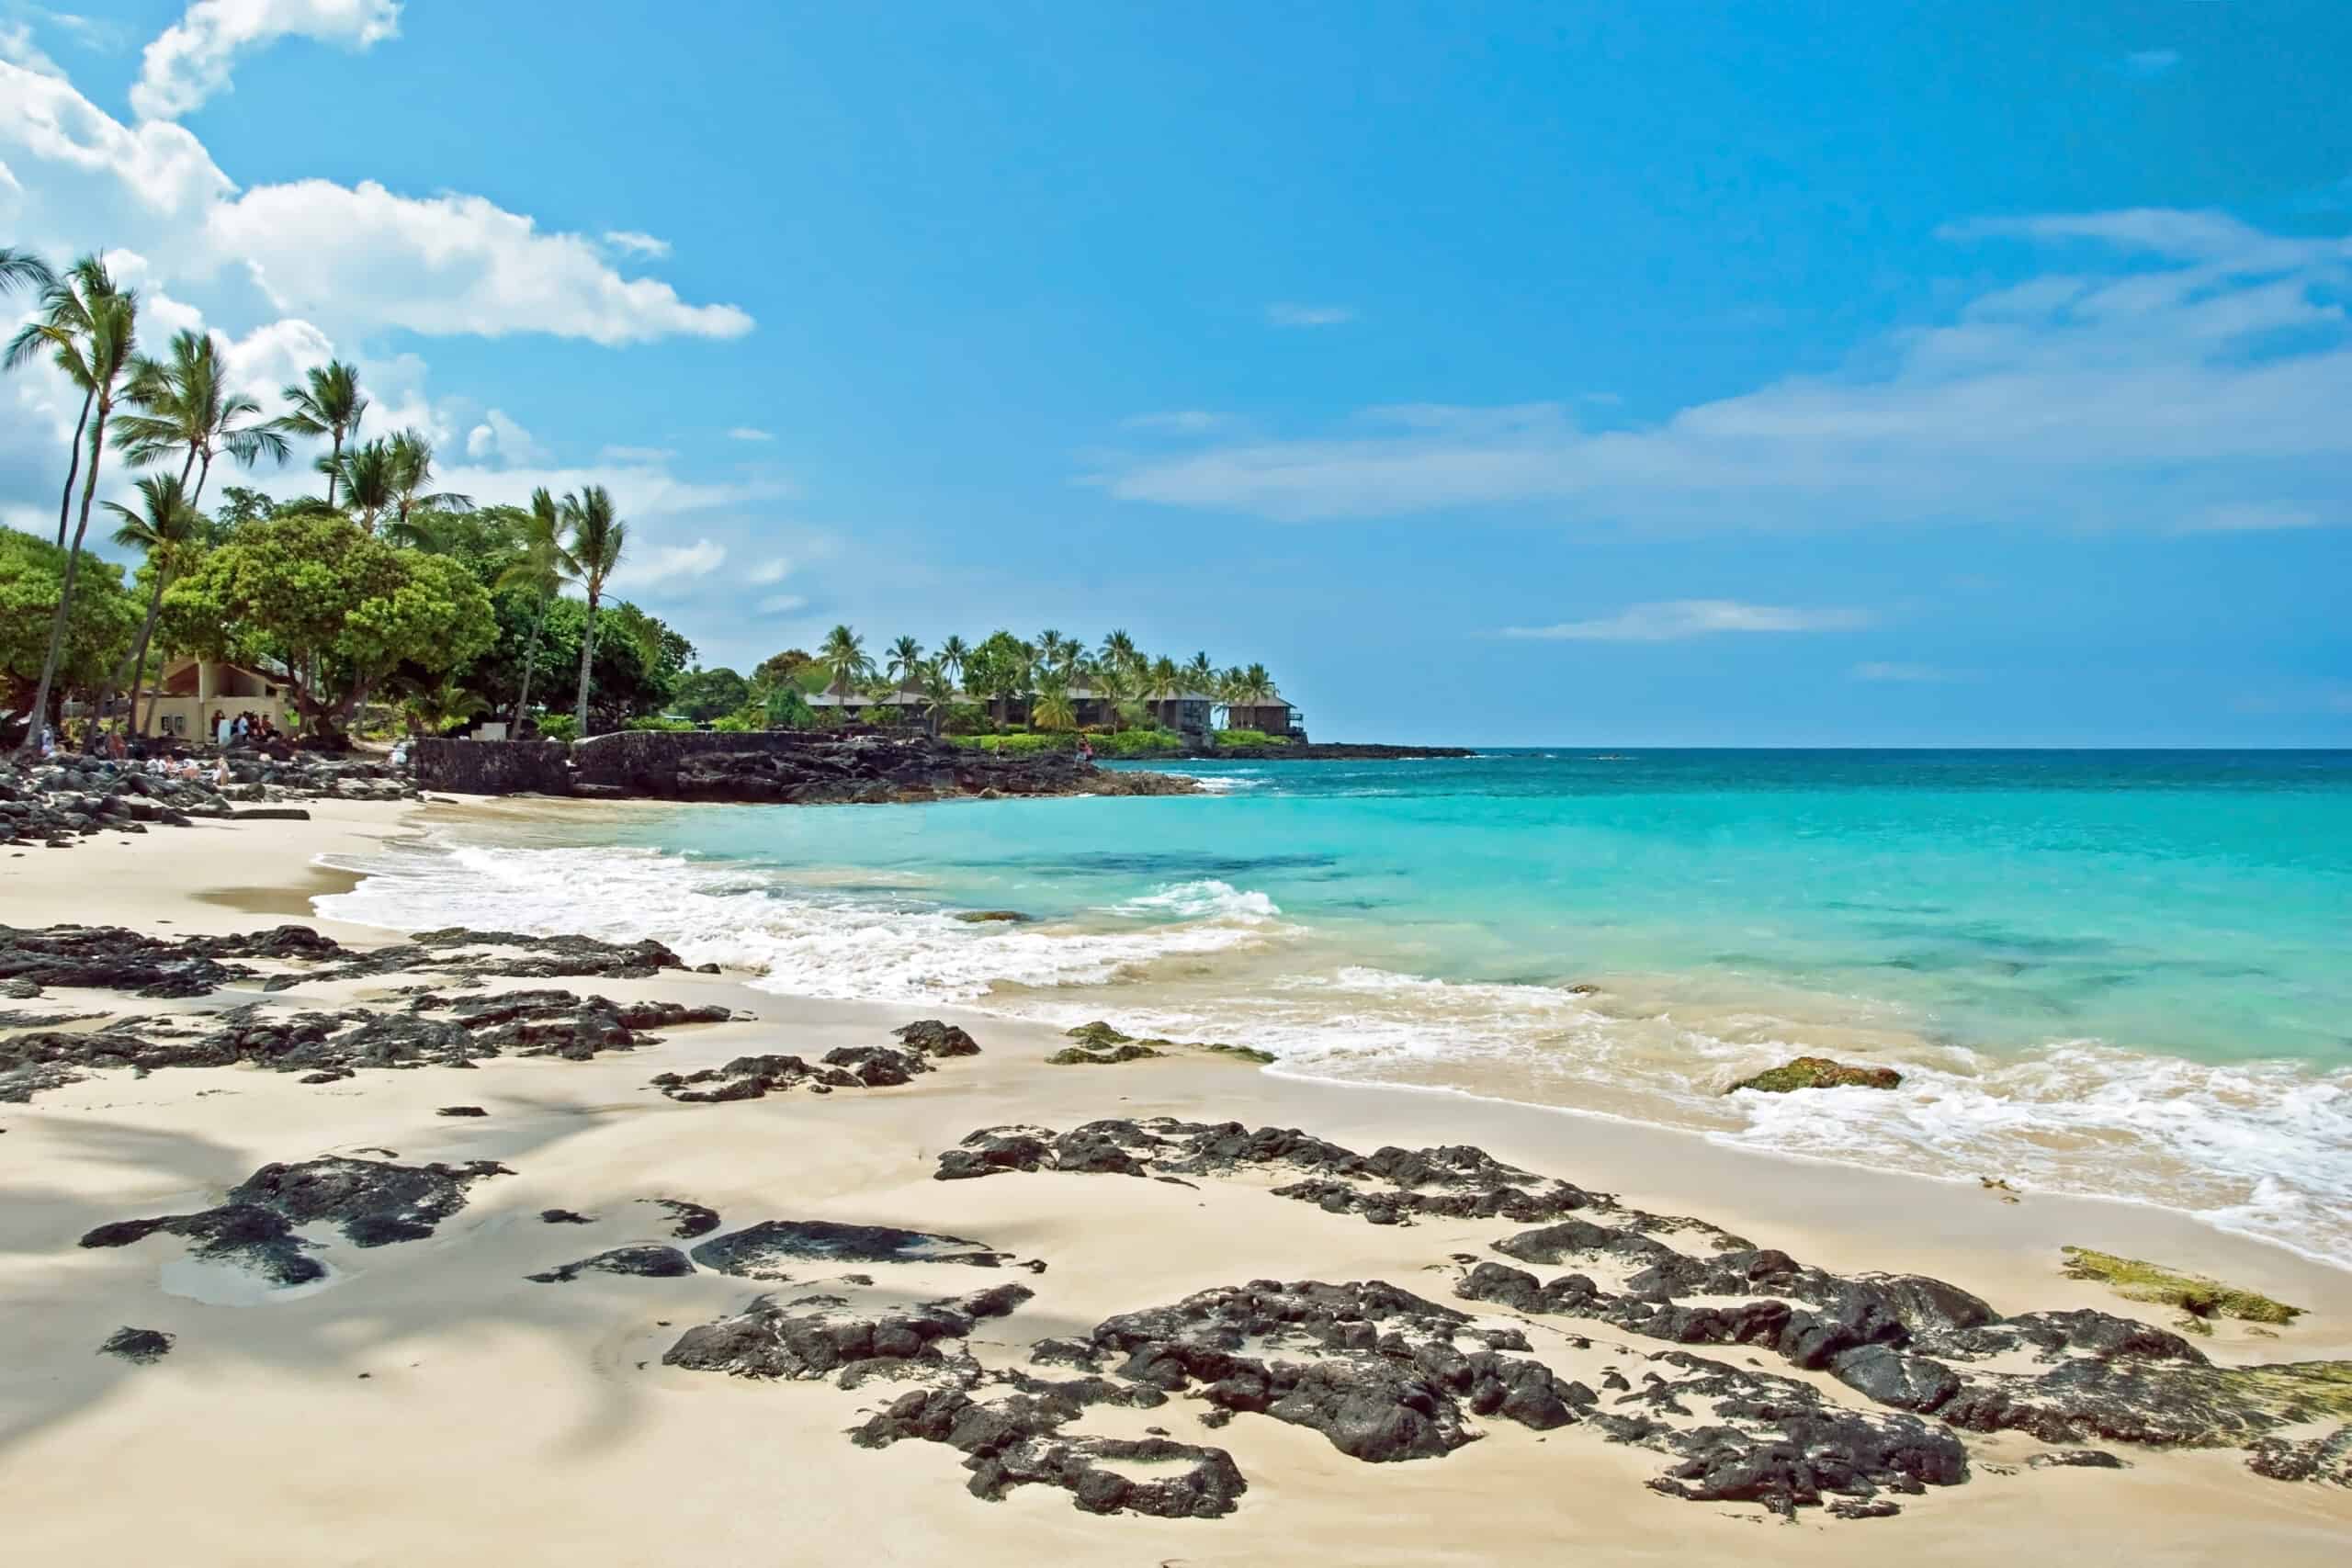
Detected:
left=727, top=426, right=775, bottom=442
left=1266, top=302, right=1356, bottom=328
left=1097, top=211, right=2352, bottom=530
left=603, top=229, right=671, bottom=258
left=465, top=408, right=546, bottom=467
left=1502, top=601, right=1871, bottom=642
left=608, top=537, right=727, bottom=594
left=134, top=0, right=401, bottom=121
left=0, top=57, right=753, bottom=347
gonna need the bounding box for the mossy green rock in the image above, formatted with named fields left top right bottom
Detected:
left=1728, top=1056, right=1903, bottom=1094
left=953, top=910, right=1033, bottom=924
left=2061, top=1246, right=2303, bottom=1325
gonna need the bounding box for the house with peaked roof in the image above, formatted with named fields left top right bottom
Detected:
left=133, top=657, right=294, bottom=741
left=1225, top=693, right=1305, bottom=739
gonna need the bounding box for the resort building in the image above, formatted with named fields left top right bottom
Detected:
left=133, top=657, right=294, bottom=741
left=1224, top=694, right=1306, bottom=739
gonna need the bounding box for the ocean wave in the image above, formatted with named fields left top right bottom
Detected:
left=1107, top=879, right=1282, bottom=920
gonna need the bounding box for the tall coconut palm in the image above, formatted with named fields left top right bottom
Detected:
left=1146, top=654, right=1182, bottom=727
left=15, top=287, right=136, bottom=760
left=101, top=474, right=205, bottom=737
left=384, top=429, right=472, bottom=536
left=112, top=329, right=291, bottom=508
left=5, top=254, right=124, bottom=547
left=819, top=625, right=871, bottom=691
left=1, top=246, right=55, bottom=296
left=936, top=635, right=970, bottom=689
left=887, top=635, right=924, bottom=685
left=1183, top=651, right=1215, bottom=695
left=269, top=360, right=368, bottom=506
left=917, top=659, right=956, bottom=738
left=327, top=438, right=400, bottom=533
left=496, top=487, right=566, bottom=730
left=560, top=486, right=628, bottom=736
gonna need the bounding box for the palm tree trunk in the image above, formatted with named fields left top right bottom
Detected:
left=119, top=574, right=167, bottom=739
left=572, top=591, right=599, bottom=736
left=513, top=595, right=548, bottom=730
left=55, top=387, right=91, bottom=547
left=325, top=430, right=344, bottom=507
left=190, top=449, right=214, bottom=510
left=17, top=401, right=109, bottom=761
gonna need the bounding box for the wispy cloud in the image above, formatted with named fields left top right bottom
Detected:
left=2120, top=48, right=2180, bottom=78
left=1266, top=302, right=1356, bottom=328
left=1123, top=410, right=1231, bottom=434
left=1094, top=209, right=2352, bottom=529
left=1502, top=601, right=1871, bottom=643
left=609, top=537, right=726, bottom=592
left=757, top=592, right=808, bottom=615
left=727, top=426, right=775, bottom=442
left=1852, top=661, right=1951, bottom=682
left=134, top=0, right=402, bottom=121
left=602, top=229, right=671, bottom=258
left=746, top=557, right=793, bottom=585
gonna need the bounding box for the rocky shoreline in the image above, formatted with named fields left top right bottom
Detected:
left=0, top=755, right=415, bottom=849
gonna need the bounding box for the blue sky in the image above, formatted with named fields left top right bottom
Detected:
left=5, top=1, right=2348, bottom=745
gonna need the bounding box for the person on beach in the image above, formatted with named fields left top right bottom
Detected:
left=213, top=710, right=230, bottom=748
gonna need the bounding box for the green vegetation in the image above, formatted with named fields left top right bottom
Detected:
left=2060, top=1247, right=2303, bottom=1327
left=1214, top=728, right=1289, bottom=747
left=535, top=714, right=579, bottom=742
left=1726, top=1056, right=1905, bottom=1093
left=953, top=732, right=1072, bottom=754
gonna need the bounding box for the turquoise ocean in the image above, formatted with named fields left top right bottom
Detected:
left=319, top=750, right=2352, bottom=1268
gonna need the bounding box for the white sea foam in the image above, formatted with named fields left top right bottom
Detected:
left=318, top=839, right=2352, bottom=1269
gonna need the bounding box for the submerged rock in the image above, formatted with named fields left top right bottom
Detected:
left=1726, top=1056, right=1903, bottom=1093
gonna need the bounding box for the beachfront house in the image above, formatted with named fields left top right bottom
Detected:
left=805, top=671, right=930, bottom=726
left=134, top=657, right=294, bottom=741
left=1224, top=694, right=1306, bottom=739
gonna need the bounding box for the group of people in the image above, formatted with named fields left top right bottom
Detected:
left=210, top=709, right=282, bottom=746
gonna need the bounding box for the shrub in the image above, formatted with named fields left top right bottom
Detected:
left=710, top=713, right=755, bottom=732
left=1092, top=728, right=1183, bottom=756
left=951, top=731, right=1073, bottom=754
left=626, top=715, right=696, bottom=732
left=534, top=714, right=578, bottom=742
left=1214, top=728, right=1289, bottom=747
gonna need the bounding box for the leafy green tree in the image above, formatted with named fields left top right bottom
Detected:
left=15, top=282, right=136, bottom=760
left=5, top=254, right=125, bottom=547
left=214, top=486, right=275, bottom=530
left=674, top=665, right=750, bottom=721
left=753, top=648, right=813, bottom=689
left=160, top=513, right=496, bottom=741
left=1032, top=671, right=1077, bottom=732
left=269, top=360, right=368, bottom=506
left=100, top=473, right=206, bottom=736
left=763, top=683, right=816, bottom=730
left=465, top=592, right=673, bottom=731
left=560, top=485, right=628, bottom=734
left=111, top=329, right=289, bottom=506
left=1, top=531, right=137, bottom=745
left=399, top=671, right=491, bottom=735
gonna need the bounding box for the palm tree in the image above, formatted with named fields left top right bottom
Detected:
left=99, top=473, right=204, bottom=739
left=1099, top=628, right=1140, bottom=681
left=819, top=625, right=872, bottom=692
left=269, top=360, right=368, bottom=505
left=1093, top=661, right=1135, bottom=728
left=560, top=486, right=628, bottom=736
left=328, top=438, right=400, bottom=533
left=112, top=330, right=291, bottom=508
left=887, top=635, right=924, bottom=686
left=1146, top=654, right=1182, bottom=728
left=917, top=659, right=956, bottom=738
left=401, top=672, right=490, bottom=735
left=936, top=635, right=970, bottom=689
left=1032, top=671, right=1077, bottom=733
left=497, top=487, right=566, bottom=730
left=5, top=254, right=124, bottom=547
left=1, top=245, right=55, bottom=296
left=1036, top=629, right=1068, bottom=671
left=14, top=286, right=136, bottom=760
left=385, top=429, right=472, bottom=535
left=1184, top=651, right=1215, bottom=691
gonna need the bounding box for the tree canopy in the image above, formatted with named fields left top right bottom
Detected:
left=2, top=530, right=138, bottom=728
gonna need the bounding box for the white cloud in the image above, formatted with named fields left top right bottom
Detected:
left=1123, top=410, right=1230, bottom=434
left=1502, top=601, right=1871, bottom=642
left=1098, top=210, right=2352, bottom=529
left=0, top=19, right=62, bottom=75
left=608, top=537, right=726, bottom=594
left=746, top=557, right=792, bottom=584
left=0, top=58, right=753, bottom=347
left=727, top=426, right=775, bottom=442
left=1852, top=661, right=1951, bottom=682
left=757, top=592, right=807, bottom=615
left=1266, top=302, right=1356, bottom=328
left=2175, top=502, right=2328, bottom=534
left=603, top=229, right=671, bottom=258
left=464, top=408, right=546, bottom=467
left=133, top=0, right=400, bottom=121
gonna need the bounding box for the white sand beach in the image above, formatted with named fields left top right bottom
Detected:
left=3, top=799, right=2347, bottom=1565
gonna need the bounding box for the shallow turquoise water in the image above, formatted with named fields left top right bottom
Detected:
left=324, top=750, right=2352, bottom=1264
